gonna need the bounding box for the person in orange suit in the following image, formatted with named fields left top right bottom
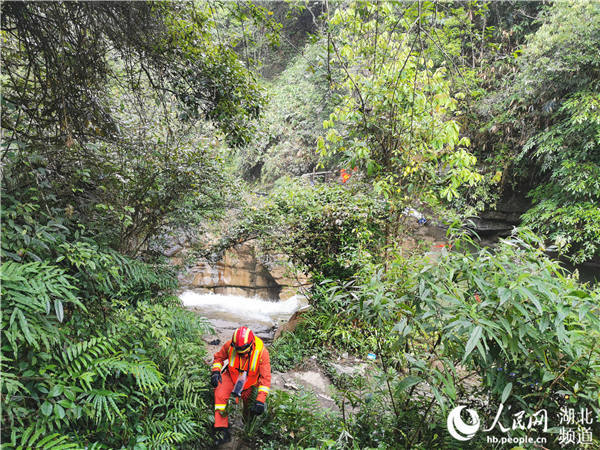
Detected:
left=210, top=326, right=271, bottom=445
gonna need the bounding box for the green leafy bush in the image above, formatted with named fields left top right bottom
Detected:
left=320, top=1, right=482, bottom=207
left=409, top=231, right=600, bottom=438
left=270, top=229, right=599, bottom=448
left=1, top=261, right=81, bottom=356
left=492, top=2, right=600, bottom=263
left=270, top=323, right=323, bottom=372
left=244, top=389, right=342, bottom=449
left=2, top=293, right=215, bottom=448
left=235, top=178, right=388, bottom=283
left=1, top=198, right=215, bottom=448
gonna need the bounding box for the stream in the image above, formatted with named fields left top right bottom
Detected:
left=179, top=289, right=351, bottom=418
left=179, top=290, right=308, bottom=347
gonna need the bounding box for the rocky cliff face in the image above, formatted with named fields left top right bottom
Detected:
left=472, top=186, right=531, bottom=236
left=174, top=241, right=309, bottom=300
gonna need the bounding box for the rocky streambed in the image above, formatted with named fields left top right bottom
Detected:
left=174, top=240, right=363, bottom=422
left=180, top=290, right=309, bottom=354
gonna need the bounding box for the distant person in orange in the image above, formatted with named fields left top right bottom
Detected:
left=210, top=326, right=271, bottom=445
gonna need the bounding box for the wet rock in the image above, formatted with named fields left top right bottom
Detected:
left=177, top=240, right=309, bottom=301
left=164, top=244, right=183, bottom=257
left=273, top=306, right=310, bottom=340
left=330, top=361, right=368, bottom=376
left=222, top=243, right=255, bottom=270
left=293, top=370, right=330, bottom=392
left=271, top=363, right=338, bottom=411
left=185, top=256, right=282, bottom=299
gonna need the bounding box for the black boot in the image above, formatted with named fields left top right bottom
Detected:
left=214, top=427, right=231, bottom=446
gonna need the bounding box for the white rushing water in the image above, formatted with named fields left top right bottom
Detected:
left=179, top=291, right=307, bottom=326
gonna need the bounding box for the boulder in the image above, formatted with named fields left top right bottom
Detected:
left=222, top=243, right=256, bottom=270
left=274, top=306, right=310, bottom=339
left=164, top=244, right=183, bottom=257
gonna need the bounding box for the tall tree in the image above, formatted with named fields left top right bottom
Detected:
left=1, top=1, right=265, bottom=255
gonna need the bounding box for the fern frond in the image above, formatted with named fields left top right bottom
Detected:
left=146, top=430, right=186, bottom=449
left=166, top=412, right=198, bottom=438
left=1, top=261, right=81, bottom=356
left=82, top=389, right=125, bottom=424
left=60, top=335, right=118, bottom=377
left=5, top=425, right=79, bottom=449
left=98, top=356, right=164, bottom=391
left=167, top=308, right=214, bottom=341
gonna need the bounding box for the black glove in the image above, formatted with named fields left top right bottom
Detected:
left=251, top=401, right=265, bottom=415
left=211, top=371, right=222, bottom=388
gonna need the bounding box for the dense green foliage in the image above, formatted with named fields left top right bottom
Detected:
left=1, top=2, right=261, bottom=447
left=254, top=179, right=387, bottom=281
left=1, top=1, right=262, bottom=256
left=1, top=2, right=264, bottom=147
left=320, top=1, right=483, bottom=204
left=244, top=389, right=343, bottom=449
left=486, top=1, right=600, bottom=263
left=1, top=163, right=217, bottom=447
left=0, top=227, right=216, bottom=447
left=239, top=43, right=335, bottom=182
left=267, top=231, right=600, bottom=448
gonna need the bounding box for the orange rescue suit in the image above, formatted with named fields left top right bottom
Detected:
left=211, top=337, right=271, bottom=427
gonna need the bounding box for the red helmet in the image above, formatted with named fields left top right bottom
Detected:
left=232, top=327, right=255, bottom=354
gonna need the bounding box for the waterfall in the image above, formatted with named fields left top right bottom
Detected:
left=180, top=291, right=307, bottom=326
